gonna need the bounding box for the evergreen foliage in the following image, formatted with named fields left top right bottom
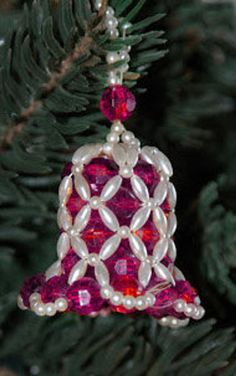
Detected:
left=0, top=0, right=236, bottom=375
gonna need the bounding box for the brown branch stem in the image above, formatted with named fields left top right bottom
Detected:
left=0, top=0, right=107, bottom=152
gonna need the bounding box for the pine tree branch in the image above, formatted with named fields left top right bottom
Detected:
left=0, top=0, right=108, bottom=152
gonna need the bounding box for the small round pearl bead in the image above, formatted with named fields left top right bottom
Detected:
left=170, top=318, right=179, bottom=328
left=101, top=286, right=113, bottom=299
left=160, top=317, right=169, bottom=326
left=106, top=132, right=119, bottom=144
left=68, top=228, right=77, bottom=237
left=87, top=253, right=99, bottom=266
left=106, top=52, right=119, bottom=64
left=118, top=226, right=130, bottom=239
left=130, top=138, right=141, bottom=148
left=95, top=0, right=102, bottom=10
left=17, top=295, right=27, bottom=310
left=34, top=302, right=46, bottom=316
left=106, top=6, right=114, bottom=16
left=135, top=296, right=147, bottom=311
left=55, top=298, right=68, bottom=312
left=111, top=292, right=123, bottom=306
left=119, top=166, right=133, bottom=178
left=109, top=29, right=119, bottom=40
left=145, top=293, right=156, bottom=307
left=103, top=142, right=113, bottom=155
left=111, top=121, right=124, bottom=134
left=121, top=131, right=135, bottom=144
left=29, top=292, right=40, bottom=304
left=45, top=303, right=57, bottom=317
left=185, top=303, right=197, bottom=317
left=123, top=296, right=135, bottom=310
left=120, top=50, right=130, bottom=61
left=90, top=196, right=101, bottom=209
left=106, top=16, right=118, bottom=30
left=72, top=164, right=83, bottom=174
left=174, top=299, right=186, bottom=313
left=122, top=22, right=132, bottom=31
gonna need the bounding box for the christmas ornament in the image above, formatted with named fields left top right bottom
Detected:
left=18, top=1, right=205, bottom=328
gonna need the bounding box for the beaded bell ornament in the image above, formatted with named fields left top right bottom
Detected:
left=18, top=2, right=205, bottom=329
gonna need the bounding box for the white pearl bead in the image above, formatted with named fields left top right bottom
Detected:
left=119, top=166, right=133, bottom=178
left=122, top=22, right=132, bottom=31
left=120, top=50, right=130, bottom=61
left=106, top=52, right=120, bottom=64
left=72, top=164, right=83, bottom=174
left=108, top=73, right=119, bottom=85
left=123, top=296, right=135, bottom=309
left=121, top=131, right=135, bottom=144
left=106, top=16, right=118, bottom=30
left=87, top=253, right=99, bottom=266
left=90, top=196, right=101, bottom=209
left=120, top=64, right=129, bottom=73
left=193, top=306, right=205, bottom=320
left=34, top=303, right=46, bottom=316
left=185, top=303, right=197, bottom=317
left=101, top=286, right=113, bottom=299
left=95, top=0, right=102, bottom=10
left=103, top=142, right=113, bottom=155
left=106, top=132, right=119, bottom=144
left=45, top=303, right=57, bottom=317
left=160, top=317, right=169, bottom=326
left=130, top=138, right=141, bottom=148
left=17, top=295, right=27, bottom=310
left=111, top=121, right=124, bottom=134
left=55, top=298, right=68, bottom=312
left=106, top=6, right=114, bottom=16
left=170, top=318, right=179, bottom=328
left=118, top=225, right=130, bottom=239
left=29, top=292, right=40, bottom=304
left=174, top=299, right=186, bottom=313
left=145, top=293, right=156, bottom=307
left=111, top=292, right=123, bottom=306
left=109, top=29, right=119, bottom=40
left=135, top=296, right=147, bottom=310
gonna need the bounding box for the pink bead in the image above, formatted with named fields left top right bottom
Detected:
left=40, top=275, right=68, bottom=303
left=176, top=280, right=198, bottom=303
left=62, top=249, right=80, bottom=275
left=66, top=185, right=86, bottom=220
left=83, top=157, right=118, bottom=195
left=20, top=273, right=45, bottom=307
left=100, top=85, right=136, bottom=122
left=147, top=287, right=178, bottom=319
left=135, top=218, right=160, bottom=254
left=134, top=160, right=160, bottom=195
left=67, top=278, right=104, bottom=315
left=107, top=180, right=141, bottom=226
left=81, top=211, right=113, bottom=253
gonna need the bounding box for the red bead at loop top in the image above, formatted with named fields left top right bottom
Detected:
left=100, top=84, right=136, bottom=122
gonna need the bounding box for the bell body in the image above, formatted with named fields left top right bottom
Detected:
left=18, top=128, right=204, bottom=328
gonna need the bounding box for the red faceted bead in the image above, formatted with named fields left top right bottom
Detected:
left=40, top=275, right=68, bottom=303
left=62, top=249, right=80, bottom=275
left=100, top=85, right=136, bottom=122
left=135, top=218, right=160, bottom=254
left=81, top=211, right=113, bottom=253
left=66, top=185, right=86, bottom=220
left=20, top=273, right=45, bottom=307
left=147, top=287, right=178, bottom=319
left=176, top=280, right=198, bottom=303
left=67, top=278, right=104, bottom=315
left=134, top=160, right=160, bottom=195
left=107, top=180, right=141, bottom=226
left=111, top=275, right=140, bottom=314
left=83, top=157, right=118, bottom=195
